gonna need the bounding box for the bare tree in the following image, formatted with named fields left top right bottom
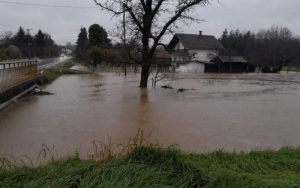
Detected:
left=0, top=31, right=13, bottom=47
left=93, top=0, right=211, bottom=88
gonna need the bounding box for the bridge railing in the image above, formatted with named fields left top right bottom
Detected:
left=0, top=59, right=38, bottom=92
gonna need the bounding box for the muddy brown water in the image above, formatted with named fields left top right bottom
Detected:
left=1, top=72, right=300, bottom=159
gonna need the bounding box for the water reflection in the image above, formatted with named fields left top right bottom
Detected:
left=0, top=72, right=300, bottom=158
left=140, top=89, right=149, bottom=104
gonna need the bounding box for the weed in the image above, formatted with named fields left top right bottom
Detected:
left=1, top=133, right=300, bottom=187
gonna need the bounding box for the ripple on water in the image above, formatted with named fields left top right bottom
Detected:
left=0, top=73, right=300, bottom=159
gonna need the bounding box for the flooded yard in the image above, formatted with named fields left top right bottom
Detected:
left=1, top=72, right=300, bottom=158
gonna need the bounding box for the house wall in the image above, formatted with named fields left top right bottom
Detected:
left=177, top=63, right=205, bottom=73
left=171, top=41, right=218, bottom=64
left=189, top=49, right=217, bottom=63
left=174, top=41, right=185, bottom=50
left=170, top=40, right=219, bottom=73
left=172, top=55, right=190, bottom=63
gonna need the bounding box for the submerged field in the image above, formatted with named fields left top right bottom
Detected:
left=1, top=146, right=300, bottom=188
left=1, top=73, right=300, bottom=158
left=1, top=71, right=300, bottom=187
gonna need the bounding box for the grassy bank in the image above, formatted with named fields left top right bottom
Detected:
left=282, top=67, right=300, bottom=72
left=41, top=60, right=82, bottom=83
left=1, top=146, right=300, bottom=188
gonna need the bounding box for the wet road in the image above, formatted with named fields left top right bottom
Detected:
left=37, top=56, right=70, bottom=70
left=0, top=72, right=300, bottom=158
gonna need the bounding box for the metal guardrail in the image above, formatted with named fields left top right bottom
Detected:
left=0, top=59, right=38, bottom=92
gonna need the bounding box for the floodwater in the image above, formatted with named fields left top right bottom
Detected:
left=1, top=72, right=300, bottom=159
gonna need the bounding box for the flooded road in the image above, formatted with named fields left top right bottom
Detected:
left=1, top=72, right=300, bottom=158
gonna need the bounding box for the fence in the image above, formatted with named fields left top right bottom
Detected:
left=0, top=59, right=38, bottom=92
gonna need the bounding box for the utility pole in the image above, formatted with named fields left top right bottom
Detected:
left=26, top=28, right=32, bottom=59
left=123, top=2, right=127, bottom=76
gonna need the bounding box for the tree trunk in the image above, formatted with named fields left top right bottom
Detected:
left=140, top=31, right=151, bottom=88
left=124, top=63, right=127, bottom=76
left=140, top=64, right=150, bottom=88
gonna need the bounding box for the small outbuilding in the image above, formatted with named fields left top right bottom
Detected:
left=210, top=56, right=256, bottom=73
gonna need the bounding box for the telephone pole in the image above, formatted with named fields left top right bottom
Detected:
left=123, top=2, right=127, bottom=76
left=26, top=28, right=32, bottom=59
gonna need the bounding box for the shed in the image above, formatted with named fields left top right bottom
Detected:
left=210, top=56, right=255, bottom=73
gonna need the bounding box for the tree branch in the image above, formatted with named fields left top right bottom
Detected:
left=124, top=3, right=144, bottom=32
left=150, top=0, right=209, bottom=56
left=93, top=0, right=124, bottom=14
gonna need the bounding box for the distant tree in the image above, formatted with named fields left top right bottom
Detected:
left=219, top=26, right=300, bottom=69
left=32, top=30, right=59, bottom=58
left=12, top=27, right=27, bottom=57
left=0, top=27, right=59, bottom=59
left=88, top=24, right=111, bottom=48
left=220, top=29, right=228, bottom=45
left=87, top=46, right=122, bottom=66
left=14, top=27, right=26, bottom=46
left=75, top=27, right=89, bottom=60
left=34, top=30, right=46, bottom=57
left=5, top=45, right=22, bottom=59
left=0, top=45, right=22, bottom=60
left=44, top=34, right=58, bottom=57
left=0, top=31, right=13, bottom=48
left=0, top=49, right=7, bottom=60
left=257, top=26, right=300, bottom=71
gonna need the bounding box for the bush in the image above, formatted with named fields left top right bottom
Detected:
left=0, top=45, right=22, bottom=61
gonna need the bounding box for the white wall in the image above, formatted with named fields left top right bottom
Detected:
left=172, top=55, right=190, bottom=62
left=189, top=49, right=217, bottom=63
left=177, top=63, right=205, bottom=73
left=172, top=41, right=189, bottom=63
left=171, top=41, right=218, bottom=65
left=174, top=41, right=185, bottom=50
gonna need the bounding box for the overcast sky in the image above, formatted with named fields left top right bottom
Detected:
left=0, top=0, right=299, bottom=45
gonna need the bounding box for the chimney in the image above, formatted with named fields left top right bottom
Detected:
left=199, top=31, right=203, bottom=36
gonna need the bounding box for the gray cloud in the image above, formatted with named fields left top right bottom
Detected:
left=0, top=0, right=299, bottom=45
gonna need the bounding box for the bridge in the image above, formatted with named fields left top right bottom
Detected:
left=0, top=59, right=46, bottom=109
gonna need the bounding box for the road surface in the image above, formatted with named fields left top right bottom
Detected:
left=37, top=56, right=71, bottom=70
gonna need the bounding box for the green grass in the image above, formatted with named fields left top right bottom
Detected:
left=282, top=67, right=300, bottom=72
left=1, top=146, right=300, bottom=188
left=41, top=60, right=81, bottom=82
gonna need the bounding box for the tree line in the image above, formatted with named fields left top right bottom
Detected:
left=75, top=24, right=125, bottom=66
left=219, top=26, right=300, bottom=70
left=0, top=27, right=60, bottom=61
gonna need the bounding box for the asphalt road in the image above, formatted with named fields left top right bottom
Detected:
left=37, top=56, right=71, bottom=70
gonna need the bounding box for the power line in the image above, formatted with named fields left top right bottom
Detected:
left=0, top=0, right=97, bottom=9
left=0, top=23, right=17, bottom=30
left=0, top=22, right=80, bottom=36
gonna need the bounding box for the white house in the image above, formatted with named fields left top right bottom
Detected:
left=168, top=31, right=224, bottom=73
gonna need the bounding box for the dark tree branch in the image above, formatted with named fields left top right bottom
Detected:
left=140, top=0, right=146, bottom=9
left=151, top=0, right=164, bottom=19
left=150, top=0, right=209, bottom=56
left=124, top=4, right=144, bottom=32
left=156, top=43, right=168, bottom=50
left=93, top=0, right=124, bottom=14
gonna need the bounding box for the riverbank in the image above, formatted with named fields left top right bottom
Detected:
left=1, top=146, right=300, bottom=188
left=41, top=60, right=88, bottom=83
